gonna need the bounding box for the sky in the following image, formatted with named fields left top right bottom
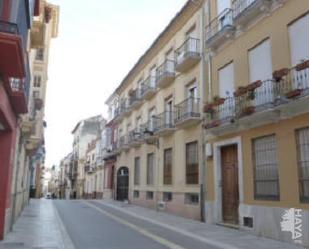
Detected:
left=45, top=0, right=188, bottom=167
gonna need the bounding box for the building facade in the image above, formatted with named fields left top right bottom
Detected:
left=104, top=0, right=309, bottom=246
left=203, top=0, right=309, bottom=246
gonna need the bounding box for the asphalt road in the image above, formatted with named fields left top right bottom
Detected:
left=54, top=200, right=217, bottom=249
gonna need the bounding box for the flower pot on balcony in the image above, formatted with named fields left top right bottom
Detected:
left=34, top=98, right=43, bottom=110
left=212, top=96, right=226, bottom=106
left=234, top=86, right=247, bottom=97
left=296, top=60, right=309, bottom=71
left=285, top=89, right=302, bottom=99
left=241, top=106, right=255, bottom=116
left=273, top=68, right=289, bottom=81
left=203, top=103, right=215, bottom=113
left=246, top=80, right=262, bottom=91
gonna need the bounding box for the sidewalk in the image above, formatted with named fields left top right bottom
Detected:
left=0, top=199, right=74, bottom=249
left=95, top=199, right=305, bottom=249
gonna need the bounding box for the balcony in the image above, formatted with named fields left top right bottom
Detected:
left=175, top=97, right=201, bottom=128
left=204, top=62, right=309, bottom=134
left=103, top=142, right=119, bottom=160
left=141, top=120, right=158, bottom=142
left=156, top=59, right=176, bottom=88
left=20, top=119, right=33, bottom=137
left=129, top=89, right=143, bottom=110
left=206, top=9, right=235, bottom=50
left=84, top=163, right=94, bottom=174
left=175, top=37, right=201, bottom=73
left=128, top=128, right=144, bottom=148
left=122, top=99, right=131, bottom=117
left=30, top=20, right=45, bottom=48
left=113, top=107, right=124, bottom=123
left=154, top=111, right=176, bottom=136
left=232, top=0, right=272, bottom=27
left=6, top=77, right=28, bottom=114
left=0, top=21, right=25, bottom=78
left=141, top=76, right=157, bottom=100
left=119, top=135, right=130, bottom=152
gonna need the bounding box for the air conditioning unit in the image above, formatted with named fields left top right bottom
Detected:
left=157, top=201, right=166, bottom=211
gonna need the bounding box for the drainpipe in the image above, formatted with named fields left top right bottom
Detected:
left=199, top=0, right=207, bottom=222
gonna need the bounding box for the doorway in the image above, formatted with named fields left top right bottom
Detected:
left=116, top=167, right=129, bottom=201
left=221, top=144, right=239, bottom=224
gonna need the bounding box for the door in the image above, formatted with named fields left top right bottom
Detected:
left=148, top=108, right=156, bottom=131
left=116, top=167, right=129, bottom=201
left=187, top=84, right=198, bottom=114
left=165, top=99, right=173, bottom=126
left=217, top=0, right=232, bottom=30
left=221, top=145, right=239, bottom=224
left=219, top=63, right=235, bottom=120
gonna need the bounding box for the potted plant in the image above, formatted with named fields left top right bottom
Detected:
left=246, top=80, right=262, bottom=91
left=234, top=86, right=247, bottom=97
left=203, top=103, right=215, bottom=113
left=296, top=60, right=309, bottom=71
left=273, top=68, right=289, bottom=81
left=285, top=89, right=302, bottom=99
left=241, top=106, right=255, bottom=116
left=213, top=95, right=225, bottom=106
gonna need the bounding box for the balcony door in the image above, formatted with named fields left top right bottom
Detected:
left=186, top=27, right=198, bottom=53
left=165, top=98, right=173, bottom=126
left=149, top=66, right=156, bottom=87
left=187, top=83, right=198, bottom=114
left=219, top=63, right=235, bottom=120
left=289, top=13, right=309, bottom=90
left=249, top=39, right=273, bottom=108
left=148, top=108, right=156, bottom=131
left=217, top=0, right=232, bottom=30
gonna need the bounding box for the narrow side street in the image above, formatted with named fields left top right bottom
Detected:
left=0, top=199, right=302, bottom=249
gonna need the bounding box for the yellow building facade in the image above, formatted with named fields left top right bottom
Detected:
left=106, top=0, right=309, bottom=246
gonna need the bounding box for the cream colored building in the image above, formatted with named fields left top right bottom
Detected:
left=107, top=0, right=206, bottom=220
left=106, top=0, right=309, bottom=246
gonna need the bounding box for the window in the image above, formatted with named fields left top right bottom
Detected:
left=147, top=153, right=154, bottom=185
left=186, top=142, right=199, bottom=184
left=289, top=13, right=309, bottom=66
left=252, top=135, right=279, bottom=200
left=248, top=39, right=273, bottom=106
left=164, top=98, right=173, bottom=126
left=163, top=148, right=172, bottom=185
left=36, top=48, right=44, bottom=61
left=146, top=191, right=154, bottom=200
left=134, top=157, right=140, bottom=185
left=133, top=190, right=139, bottom=198
left=296, top=127, right=309, bottom=202
left=163, top=192, right=172, bottom=202
left=33, top=75, right=42, bottom=88
left=185, top=193, right=199, bottom=205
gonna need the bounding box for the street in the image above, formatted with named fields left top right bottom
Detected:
left=0, top=199, right=303, bottom=249
left=54, top=200, right=216, bottom=249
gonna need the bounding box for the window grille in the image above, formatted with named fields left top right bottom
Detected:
left=134, top=157, right=140, bottom=185
left=164, top=148, right=172, bottom=185
left=186, top=142, right=199, bottom=184
left=147, top=153, right=154, bottom=185
left=252, top=135, right=279, bottom=200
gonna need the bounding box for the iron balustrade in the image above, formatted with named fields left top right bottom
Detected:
left=232, top=0, right=268, bottom=19
left=119, top=135, right=129, bottom=148
left=0, top=21, right=18, bottom=34
left=128, top=128, right=144, bottom=143
left=156, top=59, right=175, bottom=82
left=141, top=119, right=157, bottom=134
left=175, top=97, right=201, bottom=124
left=206, top=8, right=234, bottom=42
left=141, top=76, right=156, bottom=96
left=204, top=64, right=309, bottom=129
left=129, top=89, right=141, bottom=106
left=154, top=111, right=175, bottom=131
left=175, top=37, right=200, bottom=65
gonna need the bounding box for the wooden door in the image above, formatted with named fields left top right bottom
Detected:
left=221, top=145, right=239, bottom=224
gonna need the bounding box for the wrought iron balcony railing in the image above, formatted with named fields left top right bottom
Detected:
left=232, top=0, right=271, bottom=21
left=129, top=89, right=142, bottom=106
left=141, top=76, right=156, bottom=97
left=175, top=37, right=200, bottom=71
left=0, top=21, right=18, bottom=35
left=205, top=62, right=309, bottom=129
left=154, top=111, right=176, bottom=132
left=206, top=8, right=235, bottom=44
left=175, top=97, right=201, bottom=124
left=156, top=59, right=175, bottom=87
